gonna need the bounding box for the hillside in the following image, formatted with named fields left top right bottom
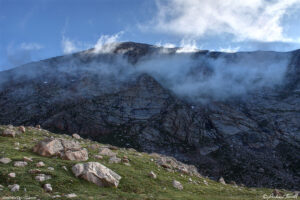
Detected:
left=0, top=42, right=299, bottom=190
left=1, top=125, right=297, bottom=200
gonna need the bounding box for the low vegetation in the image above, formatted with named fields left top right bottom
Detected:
left=0, top=125, right=295, bottom=199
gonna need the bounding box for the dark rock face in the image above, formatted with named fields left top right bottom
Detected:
left=0, top=42, right=299, bottom=189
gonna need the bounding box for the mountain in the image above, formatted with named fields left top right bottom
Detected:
left=0, top=42, right=299, bottom=190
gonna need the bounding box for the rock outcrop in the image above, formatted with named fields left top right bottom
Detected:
left=33, top=138, right=88, bottom=161
left=72, top=162, right=121, bottom=187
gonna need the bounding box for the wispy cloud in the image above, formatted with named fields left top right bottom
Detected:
left=61, top=36, right=79, bottom=54
left=61, top=32, right=124, bottom=54
left=150, top=0, right=300, bottom=43
left=20, top=42, right=43, bottom=50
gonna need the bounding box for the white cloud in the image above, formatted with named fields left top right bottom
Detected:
left=152, top=0, right=300, bottom=42
left=93, top=32, right=123, bottom=53
left=61, top=36, right=78, bottom=54
left=218, top=46, right=240, bottom=53
left=176, top=39, right=199, bottom=53
left=20, top=42, right=43, bottom=50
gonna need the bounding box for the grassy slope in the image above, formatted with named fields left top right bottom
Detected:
left=0, top=125, right=294, bottom=200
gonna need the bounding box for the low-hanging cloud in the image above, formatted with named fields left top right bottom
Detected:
left=149, top=0, right=300, bottom=43
left=1, top=42, right=292, bottom=103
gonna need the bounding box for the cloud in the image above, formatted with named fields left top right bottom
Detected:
left=61, top=32, right=123, bottom=54
left=151, top=0, right=300, bottom=43
left=20, top=43, right=43, bottom=50
left=61, top=36, right=79, bottom=54
left=218, top=46, right=240, bottom=53
left=93, top=32, right=123, bottom=53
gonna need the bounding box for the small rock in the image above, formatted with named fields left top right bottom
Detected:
left=0, top=157, right=12, bottom=164
left=173, top=180, right=183, bottom=190
left=36, top=125, right=41, bottom=129
left=36, top=161, right=46, bottom=167
left=229, top=181, right=238, bottom=187
left=23, top=157, right=33, bottom=162
left=43, top=183, right=52, bottom=192
left=148, top=171, right=157, bottom=179
left=122, top=156, right=129, bottom=163
left=72, top=133, right=81, bottom=139
left=29, top=169, right=42, bottom=174
left=124, top=163, right=131, bottom=166
left=0, top=184, right=3, bottom=188
left=203, top=180, right=208, bottom=185
left=272, top=189, right=284, bottom=197
left=108, top=145, right=119, bottom=150
left=19, top=126, right=26, bottom=133
left=8, top=184, right=20, bottom=192
left=99, top=148, right=117, bottom=157
left=90, top=144, right=100, bottom=150
left=15, top=142, right=20, bottom=146
left=94, top=155, right=103, bottom=160
left=219, top=177, right=226, bottom=185
left=14, top=161, right=28, bottom=167
left=52, top=195, right=62, bottom=198
left=109, top=156, right=121, bottom=164
left=62, top=166, right=68, bottom=171
left=48, top=167, right=54, bottom=171
left=8, top=172, right=16, bottom=178
left=35, top=174, right=52, bottom=182
left=188, top=178, right=193, bottom=182
left=65, top=193, right=77, bottom=198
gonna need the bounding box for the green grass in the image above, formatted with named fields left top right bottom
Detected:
left=0, top=125, right=296, bottom=200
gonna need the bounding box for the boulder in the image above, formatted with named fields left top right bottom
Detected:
left=64, top=148, right=88, bottom=161
left=35, top=174, right=52, bottom=182
left=72, top=162, right=121, bottom=187
left=33, top=138, right=88, bottom=161
left=18, top=126, right=26, bottom=133
left=23, top=157, right=33, bottom=162
left=8, top=172, right=16, bottom=178
left=29, top=169, right=42, bottom=174
left=109, top=156, right=121, bottom=164
left=8, top=184, right=19, bottom=192
left=72, top=133, right=81, bottom=139
left=14, top=161, right=28, bottom=167
left=272, top=189, right=284, bottom=197
left=219, top=177, right=226, bottom=185
left=148, top=171, right=157, bottom=179
left=65, top=193, right=77, bottom=198
left=172, top=180, right=183, bottom=190
left=43, top=183, right=52, bottom=192
left=155, top=155, right=201, bottom=177
left=98, top=148, right=116, bottom=157
left=0, top=157, right=12, bottom=164
left=1, top=129, right=17, bottom=137
left=94, top=155, right=103, bottom=160
left=36, top=161, right=46, bottom=167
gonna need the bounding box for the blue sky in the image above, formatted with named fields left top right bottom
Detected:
left=1, top=0, right=300, bottom=70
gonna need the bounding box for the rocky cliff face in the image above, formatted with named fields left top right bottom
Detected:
left=0, top=42, right=299, bottom=190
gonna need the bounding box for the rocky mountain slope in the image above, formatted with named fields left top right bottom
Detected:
left=2, top=125, right=291, bottom=200
left=0, top=42, right=299, bottom=190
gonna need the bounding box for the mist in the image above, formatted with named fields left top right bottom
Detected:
left=0, top=43, right=292, bottom=103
